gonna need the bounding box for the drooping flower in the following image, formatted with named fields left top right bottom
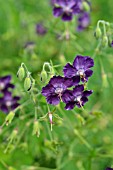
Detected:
left=62, top=85, right=93, bottom=110
left=77, top=12, right=90, bottom=31
left=106, top=168, right=113, bottom=170
left=63, top=55, right=94, bottom=83
left=0, top=91, right=20, bottom=113
left=52, top=0, right=82, bottom=21
left=0, top=75, right=14, bottom=92
left=36, top=23, right=47, bottom=35
left=42, top=76, right=73, bottom=105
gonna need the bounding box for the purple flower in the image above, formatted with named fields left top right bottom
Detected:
left=62, top=85, right=93, bottom=110
left=106, top=168, right=113, bottom=170
left=77, top=12, right=90, bottom=31
left=0, top=91, right=20, bottom=113
left=63, top=55, right=94, bottom=83
left=36, top=23, right=47, bottom=35
left=42, top=76, right=73, bottom=105
left=52, top=0, right=81, bottom=21
left=0, top=75, right=14, bottom=92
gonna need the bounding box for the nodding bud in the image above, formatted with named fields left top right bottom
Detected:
left=102, top=73, right=109, bottom=88
left=10, top=129, right=18, bottom=140
left=40, top=70, right=47, bottom=83
left=17, top=66, right=25, bottom=81
left=5, top=111, right=15, bottom=126
left=32, top=120, right=40, bottom=137
left=48, top=112, right=53, bottom=131
left=102, top=35, right=108, bottom=47
left=94, top=27, right=102, bottom=39
left=82, top=1, right=90, bottom=12
left=24, top=76, right=32, bottom=91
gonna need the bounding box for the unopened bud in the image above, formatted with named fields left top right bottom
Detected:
left=40, top=70, right=47, bottom=83
left=94, top=27, right=102, bottom=39
left=76, top=114, right=85, bottom=125
left=48, top=112, right=53, bottom=131
left=82, top=1, right=90, bottom=12
left=17, top=66, right=25, bottom=81
left=9, top=129, right=18, bottom=140
left=102, top=73, right=109, bottom=88
left=24, top=76, right=32, bottom=91
left=102, top=35, right=108, bottom=47
left=5, top=111, right=15, bottom=126
left=32, top=120, right=40, bottom=137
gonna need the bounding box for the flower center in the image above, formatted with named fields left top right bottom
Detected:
left=77, top=69, right=84, bottom=77
left=6, top=101, right=12, bottom=107
left=64, top=7, right=72, bottom=13
left=74, top=96, right=81, bottom=102
left=0, top=83, right=5, bottom=90
left=55, top=87, right=63, bottom=95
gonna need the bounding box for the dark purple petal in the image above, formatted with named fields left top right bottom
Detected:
left=53, top=7, right=63, bottom=17
left=0, top=75, right=11, bottom=84
left=5, top=83, right=15, bottom=89
left=106, top=168, right=113, bottom=170
left=84, top=56, right=94, bottom=69
left=63, top=63, right=77, bottom=78
left=65, top=102, right=75, bottom=110
left=3, top=91, right=12, bottom=101
left=46, top=95, right=60, bottom=105
left=81, top=96, right=88, bottom=105
left=63, top=78, right=73, bottom=88
left=49, top=76, right=63, bottom=88
left=62, top=12, right=72, bottom=21
left=62, top=90, right=74, bottom=103
left=12, top=96, right=21, bottom=103
left=0, top=105, right=8, bottom=113
left=85, top=69, right=93, bottom=78
left=73, top=85, right=84, bottom=96
left=83, top=90, right=93, bottom=97
left=72, top=76, right=80, bottom=86
left=73, top=55, right=85, bottom=69
left=42, top=84, right=55, bottom=97
left=11, top=103, right=20, bottom=110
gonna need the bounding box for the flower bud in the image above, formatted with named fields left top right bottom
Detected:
left=24, top=76, right=32, bottom=91
left=17, top=66, right=25, bottom=81
left=5, top=111, right=15, bottom=126
left=82, top=1, right=90, bottom=12
left=40, top=70, right=47, bottom=83
left=32, top=120, right=40, bottom=137
left=48, top=112, right=53, bottom=131
left=102, top=35, right=108, bottom=47
left=94, top=27, right=102, bottom=39
left=102, top=73, right=109, bottom=88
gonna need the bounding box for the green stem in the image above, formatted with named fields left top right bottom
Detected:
left=74, top=129, right=93, bottom=151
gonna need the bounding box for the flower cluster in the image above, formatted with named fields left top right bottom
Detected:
left=0, top=75, right=20, bottom=113
left=42, top=55, right=94, bottom=110
left=51, top=0, right=91, bottom=31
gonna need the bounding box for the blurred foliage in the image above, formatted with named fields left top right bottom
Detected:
left=0, top=0, right=113, bottom=170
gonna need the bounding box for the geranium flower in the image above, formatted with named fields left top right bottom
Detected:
left=42, top=76, right=73, bottom=105
left=36, top=23, right=47, bottom=35
left=63, top=55, right=94, bottom=83
left=0, top=91, right=20, bottom=113
left=77, top=12, right=90, bottom=31
left=52, top=0, right=81, bottom=21
left=62, top=85, right=93, bottom=110
left=0, top=75, right=14, bottom=92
